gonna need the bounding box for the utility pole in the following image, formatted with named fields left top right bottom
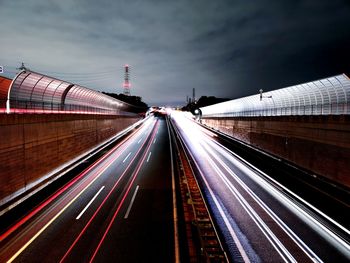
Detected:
left=192, top=88, right=196, bottom=103
left=123, top=64, right=131, bottom=96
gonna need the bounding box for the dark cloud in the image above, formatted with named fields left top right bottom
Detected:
left=0, top=0, right=349, bottom=105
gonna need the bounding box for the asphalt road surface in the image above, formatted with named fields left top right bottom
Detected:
left=170, top=111, right=350, bottom=263
left=0, top=116, right=176, bottom=263
left=2, top=111, right=349, bottom=263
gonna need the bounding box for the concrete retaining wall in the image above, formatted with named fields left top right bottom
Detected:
left=0, top=114, right=141, bottom=203
left=201, top=116, right=350, bottom=189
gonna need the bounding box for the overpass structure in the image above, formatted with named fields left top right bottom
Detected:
left=200, top=73, right=350, bottom=188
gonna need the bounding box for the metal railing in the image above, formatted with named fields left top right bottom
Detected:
left=201, top=74, right=350, bottom=118
left=202, top=102, right=349, bottom=118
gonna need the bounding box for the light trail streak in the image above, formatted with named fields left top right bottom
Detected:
left=204, top=149, right=292, bottom=260
left=6, top=152, right=120, bottom=263
left=89, top=121, right=159, bottom=262
left=173, top=112, right=312, bottom=261
left=204, top=152, right=296, bottom=262
left=60, top=120, right=159, bottom=263
left=171, top=112, right=250, bottom=262
left=207, top=137, right=350, bottom=255
left=172, top=112, right=350, bottom=260
left=182, top=137, right=251, bottom=262
left=205, top=143, right=322, bottom=262
left=0, top=117, right=148, bottom=243
left=3, top=118, right=154, bottom=262
left=179, top=114, right=311, bottom=261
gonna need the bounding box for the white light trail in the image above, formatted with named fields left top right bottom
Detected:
left=202, top=144, right=296, bottom=263
left=184, top=142, right=251, bottom=262
left=202, top=142, right=322, bottom=262
left=206, top=137, right=350, bottom=255
left=170, top=111, right=345, bottom=262
left=178, top=107, right=350, bottom=259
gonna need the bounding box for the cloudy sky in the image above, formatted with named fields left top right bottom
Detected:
left=1, top=0, right=349, bottom=106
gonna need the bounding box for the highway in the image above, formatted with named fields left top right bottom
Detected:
left=0, top=116, right=177, bottom=263
left=1, top=111, right=349, bottom=263
left=170, top=111, right=350, bottom=263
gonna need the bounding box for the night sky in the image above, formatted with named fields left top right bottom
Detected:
left=1, top=0, right=349, bottom=106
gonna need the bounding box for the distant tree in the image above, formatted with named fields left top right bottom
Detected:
left=182, top=96, right=230, bottom=113
left=196, top=96, right=230, bottom=107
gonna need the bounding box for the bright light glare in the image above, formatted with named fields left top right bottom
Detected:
left=165, top=107, right=173, bottom=114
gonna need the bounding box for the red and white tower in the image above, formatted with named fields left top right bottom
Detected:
left=123, top=64, right=131, bottom=96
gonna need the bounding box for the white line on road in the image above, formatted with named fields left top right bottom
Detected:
left=124, top=185, right=140, bottom=219
left=153, top=138, right=157, bottom=144
left=137, top=138, right=142, bottom=144
left=146, top=152, right=152, bottom=162
left=76, top=186, right=105, bottom=220
left=123, top=152, right=132, bottom=163
left=7, top=154, right=118, bottom=263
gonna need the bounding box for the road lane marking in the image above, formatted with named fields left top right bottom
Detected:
left=124, top=185, right=140, bottom=219
left=60, top=120, right=159, bottom=263
left=137, top=138, right=142, bottom=144
left=146, top=152, right=152, bottom=162
left=76, top=186, right=105, bottom=220
left=5, top=120, right=153, bottom=263
left=89, top=121, right=160, bottom=262
left=7, top=161, right=113, bottom=263
left=0, top=122, right=147, bottom=242
left=123, top=152, right=132, bottom=163
left=153, top=138, right=157, bottom=144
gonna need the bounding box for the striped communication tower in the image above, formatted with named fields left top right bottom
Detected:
left=123, top=64, right=131, bottom=96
